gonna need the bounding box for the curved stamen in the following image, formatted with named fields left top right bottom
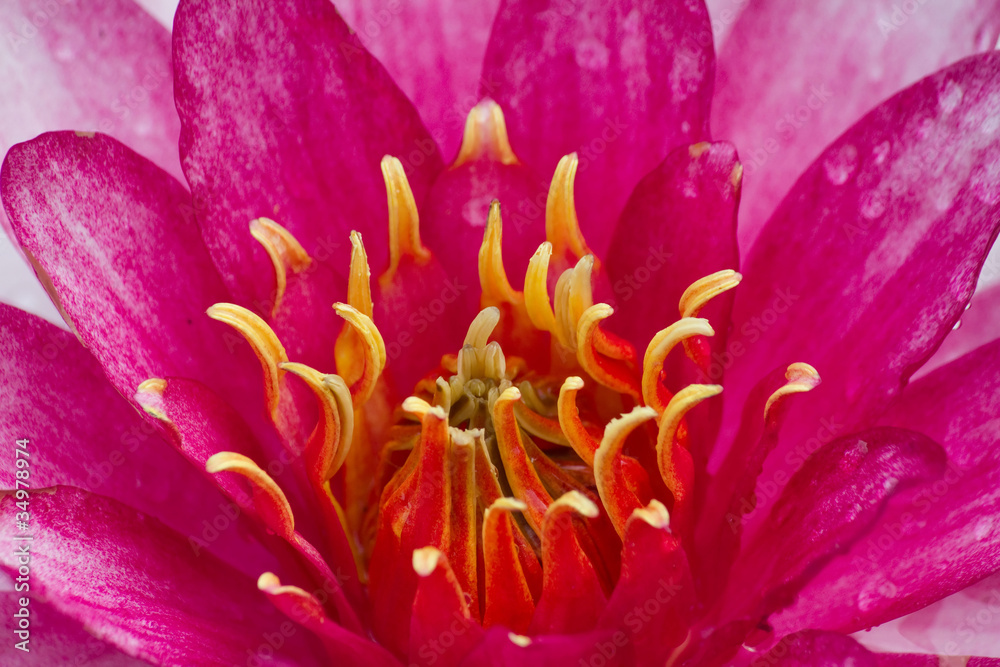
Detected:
left=642, top=318, right=715, bottom=413
left=333, top=303, right=386, bottom=405
left=250, top=217, right=312, bottom=317
left=380, top=155, right=431, bottom=286
left=545, top=153, right=594, bottom=267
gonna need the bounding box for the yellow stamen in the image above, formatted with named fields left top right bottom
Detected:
left=257, top=572, right=326, bottom=620
left=206, top=303, right=288, bottom=421
left=630, top=499, right=671, bottom=530
left=508, top=634, right=533, bottom=648
left=524, top=242, right=558, bottom=334
left=412, top=546, right=444, bottom=577
left=453, top=99, right=519, bottom=168
left=568, top=255, right=596, bottom=325
left=279, top=362, right=354, bottom=481
left=764, top=363, right=821, bottom=420
left=135, top=378, right=168, bottom=420
left=249, top=217, right=312, bottom=317
left=678, top=269, right=742, bottom=319
left=380, top=155, right=431, bottom=287
left=552, top=267, right=576, bottom=349
left=656, top=384, right=722, bottom=458
left=594, top=406, right=658, bottom=537
left=479, top=201, right=522, bottom=308
left=335, top=231, right=375, bottom=387
left=642, top=318, right=715, bottom=413
left=333, top=302, right=386, bottom=405
left=545, top=153, right=594, bottom=267
left=557, top=376, right=601, bottom=467
left=577, top=304, right=641, bottom=401
left=206, top=451, right=295, bottom=539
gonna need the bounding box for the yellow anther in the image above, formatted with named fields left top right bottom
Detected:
left=135, top=378, right=168, bottom=420
left=380, top=155, right=431, bottom=287
left=678, top=270, right=742, bottom=319
left=656, top=384, right=722, bottom=458
left=545, top=153, right=594, bottom=266
left=206, top=451, right=295, bottom=539
left=595, top=406, right=658, bottom=536
left=630, top=499, right=671, bottom=530
left=577, top=304, right=640, bottom=400
left=553, top=267, right=576, bottom=349
left=479, top=201, right=522, bottom=308
left=764, top=363, right=821, bottom=421
left=508, top=634, right=533, bottom=648
left=279, top=362, right=354, bottom=481
left=558, top=376, right=601, bottom=466
left=642, top=318, right=715, bottom=413
left=336, top=231, right=375, bottom=387
left=333, top=303, right=386, bottom=405
left=257, top=573, right=327, bottom=620
left=464, top=306, right=501, bottom=349
left=402, top=395, right=433, bottom=418
left=207, top=303, right=288, bottom=420
left=453, top=99, right=519, bottom=168
left=524, top=242, right=558, bottom=334
left=346, top=231, right=374, bottom=318
left=545, top=490, right=599, bottom=521
left=249, top=217, right=312, bottom=317
left=412, top=546, right=444, bottom=576
left=568, top=255, right=596, bottom=325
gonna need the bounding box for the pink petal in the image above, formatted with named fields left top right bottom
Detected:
left=481, top=0, right=714, bottom=253
left=723, top=428, right=945, bottom=623
left=333, top=0, right=502, bottom=161
left=0, top=304, right=275, bottom=579
left=774, top=339, right=1000, bottom=634
left=0, top=592, right=144, bottom=666
left=1, top=132, right=263, bottom=417
left=457, top=627, right=634, bottom=666
left=0, top=486, right=319, bottom=666
left=134, top=376, right=360, bottom=598
left=713, top=0, right=1000, bottom=251
left=718, top=52, right=1000, bottom=522
left=0, top=0, right=183, bottom=322
left=0, top=0, right=181, bottom=181
left=173, top=0, right=444, bottom=357
left=757, top=631, right=878, bottom=666
left=606, top=141, right=741, bottom=349
left=919, top=283, right=1000, bottom=376
left=600, top=507, right=695, bottom=667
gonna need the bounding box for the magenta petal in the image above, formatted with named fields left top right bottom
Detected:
left=0, top=592, right=145, bottom=666
left=0, top=486, right=319, bottom=666
left=173, top=0, right=444, bottom=323
left=773, top=339, right=1000, bottom=635
left=457, top=627, right=633, bottom=667
left=1, top=132, right=263, bottom=416
left=481, top=0, right=714, bottom=252
left=606, top=141, right=741, bottom=348
left=719, top=52, right=1000, bottom=512
left=758, top=631, right=877, bottom=666
left=723, top=428, right=945, bottom=622
left=334, top=0, right=502, bottom=161
left=0, top=304, right=274, bottom=578
left=920, top=283, right=1000, bottom=375
left=713, top=0, right=1000, bottom=250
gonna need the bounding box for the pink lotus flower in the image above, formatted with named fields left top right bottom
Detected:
left=2, top=0, right=1000, bottom=664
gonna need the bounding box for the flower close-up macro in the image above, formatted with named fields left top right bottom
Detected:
left=2, top=0, right=1000, bottom=665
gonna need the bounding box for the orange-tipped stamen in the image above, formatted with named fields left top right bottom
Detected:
left=249, top=217, right=312, bottom=317
left=333, top=302, right=386, bottom=405
left=595, top=406, right=658, bottom=537
left=453, top=99, right=519, bottom=168
left=206, top=451, right=295, bottom=540
left=279, top=362, right=354, bottom=482
left=479, top=201, right=523, bottom=309
left=642, top=318, right=715, bottom=413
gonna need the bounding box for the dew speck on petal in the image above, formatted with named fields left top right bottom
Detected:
left=824, top=144, right=859, bottom=185
left=938, top=79, right=964, bottom=114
